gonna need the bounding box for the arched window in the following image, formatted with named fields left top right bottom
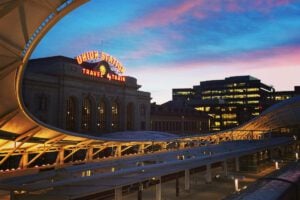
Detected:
left=111, top=101, right=119, bottom=131
left=127, top=103, right=134, bottom=130
left=97, top=100, right=106, bottom=132
left=82, top=97, right=92, bottom=131
left=66, top=97, right=76, bottom=131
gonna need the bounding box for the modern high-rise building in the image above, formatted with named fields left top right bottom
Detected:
left=172, top=76, right=299, bottom=131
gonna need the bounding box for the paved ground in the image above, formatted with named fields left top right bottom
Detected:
left=123, top=165, right=276, bottom=200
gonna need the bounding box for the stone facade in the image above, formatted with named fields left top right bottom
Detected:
left=22, top=56, right=151, bottom=136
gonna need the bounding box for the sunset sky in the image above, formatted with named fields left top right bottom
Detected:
left=32, top=0, right=300, bottom=104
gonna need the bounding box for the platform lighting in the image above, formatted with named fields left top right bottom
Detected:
left=234, top=178, right=239, bottom=192
left=275, top=161, right=279, bottom=170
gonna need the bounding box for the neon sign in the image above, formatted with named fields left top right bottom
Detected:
left=76, top=51, right=126, bottom=83
left=76, top=51, right=125, bottom=74
left=82, top=68, right=125, bottom=82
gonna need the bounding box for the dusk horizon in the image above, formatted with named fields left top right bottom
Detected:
left=31, top=0, right=300, bottom=104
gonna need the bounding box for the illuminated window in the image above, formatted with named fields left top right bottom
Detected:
left=66, top=97, right=76, bottom=131
left=215, top=121, right=221, bottom=126
left=127, top=103, right=134, bottom=130
left=112, top=101, right=120, bottom=131
left=82, top=97, right=92, bottom=131
left=223, top=121, right=238, bottom=126
left=275, top=96, right=290, bottom=101
left=97, top=100, right=106, bottom=132
left=247, top=88, right=259, bottom=92
left=252, top=112, right=260, bottom=116
left=202, top=90, right=211, bottom=94
left=222, top=114, right=237, bottom=119
left=205, top=107, right=210, bottom=112
left=248, top=100, right=259, bottom=104
left=247, top=94, right=260, bottom=98
left=195, top=107, right=204, bottom=111
left=202, top=96, right=211, bottom=100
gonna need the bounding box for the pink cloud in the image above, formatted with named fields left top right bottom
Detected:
left=127, top=1, right=206, bottom=31
left=123, top=39, right=169, bottom=60
left=132, top=46, right=300, bottom=103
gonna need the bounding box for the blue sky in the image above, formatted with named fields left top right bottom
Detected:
left=32, top=0, right=300, bottom=103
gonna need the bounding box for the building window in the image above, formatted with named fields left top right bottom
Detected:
left=127, top=103, right=134, bottom=130
left=82, top=97, right=92, bottom=131
left=140, top=121, right=146, bottom=130
left=37, top=94, right=48, bottom=111
left=112, top=101, right=119, bottom=131
left=97, top=100, right=106, bottom=132
left=66, top=97, right=76, bottom=131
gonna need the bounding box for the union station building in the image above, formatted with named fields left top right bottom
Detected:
left=22, top=52, right=151, bottom=135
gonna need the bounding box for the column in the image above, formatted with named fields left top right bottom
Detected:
left=10, top=191, right=16, bottom=200
left=76, top=97, right=83, bottom=132
left=156, top=177, right=161, bottom=200
left=139, top=144, right=145, bottom=154
left=120, top=101, right=126, bottom=131
left=85, top=147, right=93, bottom=162
left=114, top=187, right=122, bottom=200
left=106, top=100, right=112, bottom=132
left=138, top=183, right=143, bottom=200
left=57, top=148, right=64, bottom=165
left=235, top=157, right=240, bottom=172
left=205, top=164, right=212, bottom=183
left=161, top=143, right=167, bottom=151
left=185, top=169, right=190, bottom=192
left=179, top=142, right=185, bottom=149
left=115, top=145, right=122, bottom=157
left=20, top=152, right=28, bottom=169
left=223, top=160, right=228, bottom=177
left=175, top=176, right=180, bottom=197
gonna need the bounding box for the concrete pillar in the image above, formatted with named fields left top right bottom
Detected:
left=138, top=183, right=143, bottom=200
left=114, top=187, right=122, bottom=200
left=223, top=160, right=228, bottom=177
left=86, top=147, right=93, bottom=161
left=185, top=169, right=190, bottom=192
left=161, top=143, right=167, bottom=151
left=20, top=152, right=28, bottom=169
left=57, top=148, right=64, bottom=165
left=115, top=145, right=122, bottom=157
left=179, top=142, right=185, bottom=149
left=175, top=177, right=179, bottom=197
left=235, top=157, right=240, bottom=172
left=205, top=164, right=212, bottom=183
left=269, top=148, right=274, bottom=160
left=155, top=177, right=161, bottom=200
left=139, top=144, right=145, bottom=154
left=10, top=191, right=15, bottom=200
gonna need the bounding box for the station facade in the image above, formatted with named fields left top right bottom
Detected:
left=22, top=53, right=151, bottom=135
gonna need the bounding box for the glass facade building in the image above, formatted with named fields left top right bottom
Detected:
left=173, top=76, right=299, bottom=131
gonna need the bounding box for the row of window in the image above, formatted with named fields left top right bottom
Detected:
left=66, top=96, right=146, bottom=133
left=201, top=88, right=260, bottom=94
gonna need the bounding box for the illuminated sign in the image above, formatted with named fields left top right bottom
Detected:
left=82, top=68, right=125, bottom=82
left=76, top=51, right=125, bottom=74
left=76, top=51, right=126, bottom=83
